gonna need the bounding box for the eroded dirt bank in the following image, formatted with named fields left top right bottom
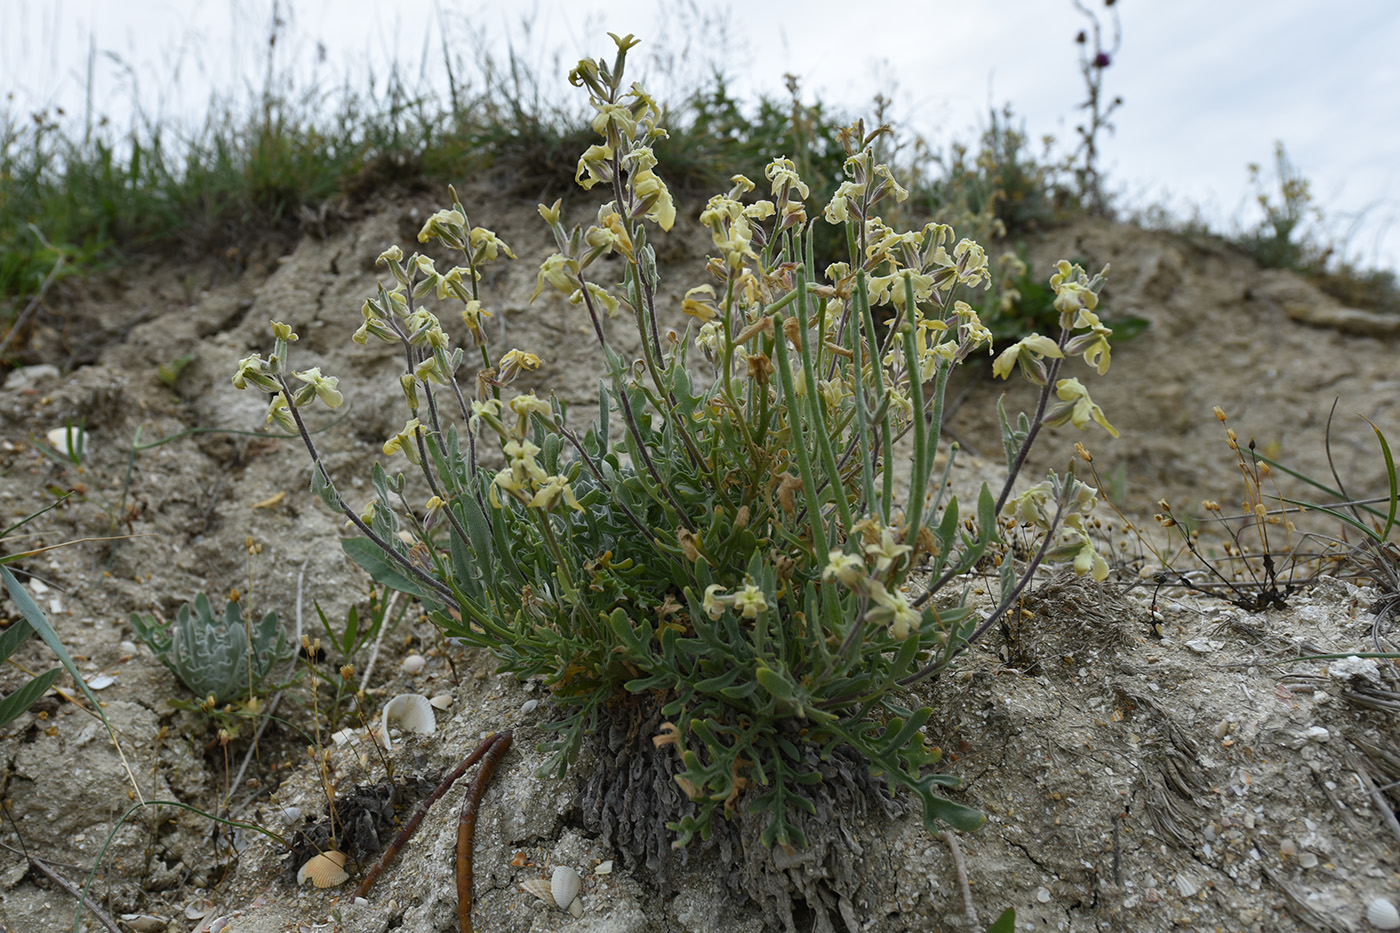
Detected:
left=1, top=189, right=1397, bottom=932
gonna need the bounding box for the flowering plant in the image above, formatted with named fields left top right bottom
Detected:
left=235, top=34, right=1117, bottom=850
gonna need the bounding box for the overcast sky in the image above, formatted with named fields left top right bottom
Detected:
left=6, top=0, right=1400, bottom=271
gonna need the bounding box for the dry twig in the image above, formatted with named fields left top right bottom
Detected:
left=354, top=730, right=510, bottom=900
left=457, top=731, right=513, bottom=933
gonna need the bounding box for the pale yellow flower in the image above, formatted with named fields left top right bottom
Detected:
left=863, top=526, right=912, bottom=575
left=497, top=349, right=542, bottom=384
left=383, top=419, right=426, bottom=464
left=292, top=367, right=344, bottom=409
left=866, top=581, right=919, bottom=641
left=470, top=227, right=516, bottom=263
left=823, top=550, right=865, bottom=587
left=531, top=254, right=578, bottom=302
left=731, top=583, right=768, bottom=620
left=529, top=474, right=583, bottom=512
left=1046, top=378, right=1118, bottom=437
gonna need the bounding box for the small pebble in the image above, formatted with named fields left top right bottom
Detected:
left=1035, top=887, right=1051, bottom=903
left=1298, top=852, right=1318, bottom=869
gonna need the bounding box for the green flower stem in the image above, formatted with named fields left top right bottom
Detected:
left=911, top=328, right=1068, bottom=611
left=572, top=274, right=695, bottom=533
left=900, top=274, right=931, bottom=544
left=991, top=327, right=1072, bottom=517
left=855, top=272, right=896, bottom=520
left=274, top=376, right=459, bottom=610
left=901, top=494, right=1066, bottom=686
left=534, top=512, right=579, bottom=608
left=412, top=411, right=476, bottom=556
left=552, top=419, right=656, bottom=542
left=606, top=356, right=697, bottom=533
left=620, top=235, right=707, bottom=477
left=833, top=592, right=871, bottom=667
left=721, top=276, right=740, bottom=401
left=795, top=265, right=854, bottom=538
left=773, top=309, right=829, bottom=558
left=848, top=270, right=879, bottom=515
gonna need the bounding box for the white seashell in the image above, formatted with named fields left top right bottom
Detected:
left=379, top=694, right=436, bottom=749
left=520, top=877, right=555, bottom=906
left=429, top=694, right=455, bottom=710
left=119, top=641, right=139, bottom=656
left=203, top=916, right=234, bottom=933
left=88, top=674, right=116, bottom=690
left=297, top=850, right=349, bottom=888
left=520, top=699, right=539, bottom=715
left=279, top=806, right=301, bottom=824
left=331, top=727, right=358, bottom=746
left=1368, top=897, right=1400, bottom=930
left=1175, top=872, right=1199, bottom=898
left=594, top=860, right=613, bottom=875
left=118, top=915, right=169, bottom=932
left=400, top=654, right=426, bottom=674
left=1298, top=852, right=1318, bottom=869
left=184, top=900, right=213, bottom=921
left=569, top=897, right=584, bottom=918
left=551, top=866, right=582, bottom=911
left=46, top=426, right=89, bottom=457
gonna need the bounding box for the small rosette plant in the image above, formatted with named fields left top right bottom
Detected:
left=234, top=34, right=1119, bottom=850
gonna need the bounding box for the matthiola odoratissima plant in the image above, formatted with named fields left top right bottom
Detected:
left=234, top=34, right=1117, bottom=850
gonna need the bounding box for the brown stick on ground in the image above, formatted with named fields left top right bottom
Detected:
left=354, top=731, right=510, bottom=901
left=457, top=731, right=513, bottom=933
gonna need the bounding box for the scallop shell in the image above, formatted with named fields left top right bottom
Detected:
left=520, top=877, right=555, bottom=906
left=551, top=866, right=582, bottom=911
left=429, top=694, right=455, bottom=710
left=380, top=694, right=436, bottom=749
left=1368, top=897, right=1400, bottom=930
left=297, top=850, right=349, bottom=888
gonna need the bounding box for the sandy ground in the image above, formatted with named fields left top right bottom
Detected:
left=0, top=187, right=1398, bottom=932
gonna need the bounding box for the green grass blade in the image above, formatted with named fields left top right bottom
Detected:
left=0, top=565, right=117, bottom=742
left=1362, top=418, right=1397, bottom=542
left=0, top=667, right=61, bottom=729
